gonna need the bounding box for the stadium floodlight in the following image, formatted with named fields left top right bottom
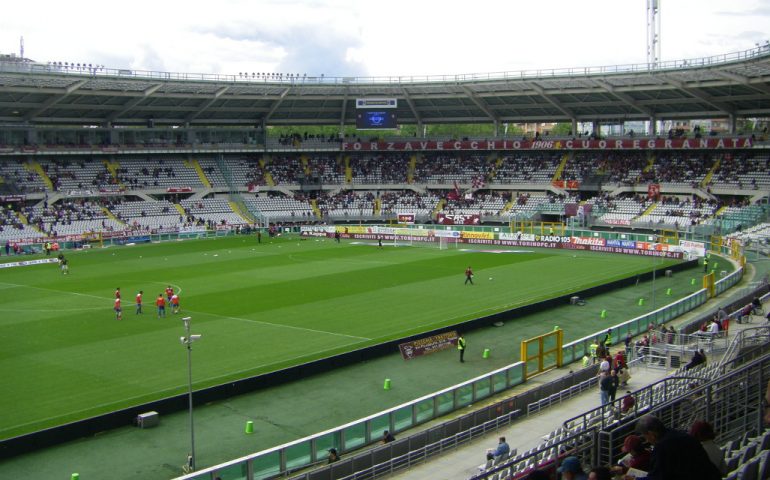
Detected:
left=180, top=316, right=201, bottom=471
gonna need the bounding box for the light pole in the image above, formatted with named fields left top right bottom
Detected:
left=181, top=316, right=202, bottom=471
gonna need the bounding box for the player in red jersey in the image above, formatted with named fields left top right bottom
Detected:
left=171, top=293, right=180, bottom=314
left=115, top=287, right=121, bottom=299
left=156, top=294, right=166, bottom=318
left=114, top=297, right=122, bottom=320
left=135, top=291, right=143, bottom=314
left=165, top=286, right=174, bottom=304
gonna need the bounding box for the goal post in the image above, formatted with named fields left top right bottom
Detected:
left=438, top=236, right=458, bottom=250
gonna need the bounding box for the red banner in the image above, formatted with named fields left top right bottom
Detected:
left=437, top=213, right=481, bottom=225
left=648, top=184, right=657, bottom=199
left=341, top=137, right=752, bottom=152
left=166, top=187, right=193, bottom=193
left=397, top=213, right=415, bottom=224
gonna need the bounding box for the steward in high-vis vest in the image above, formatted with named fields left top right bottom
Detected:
left=603, top=329, right=613, bottom=348
left=589, top=340, right=599, bottom=364
left=457, top=334, right=466, bottom=363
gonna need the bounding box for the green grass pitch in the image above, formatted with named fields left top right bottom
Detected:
left=0, top=235, right=680, bottom=440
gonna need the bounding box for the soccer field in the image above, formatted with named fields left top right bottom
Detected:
left=0, top=234, right=680, bottom=440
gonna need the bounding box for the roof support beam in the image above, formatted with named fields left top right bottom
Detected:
left=401, top=88, right=421, bottom=125
left=714, top=70, right=770, bottom=95
left=661, top=76, right=732, bottom=115
left=459, top=85, right=499, bottom=123
left=527, top=82, right=575, bottom=119
left=263, top=87, right=291, bottom=122
left=340, top=96, right=348, bottom=128
left=107, top=83, right=163, bottom=122
left=185, top=86, right=229, bottom=123
left=23, top=79, right=87, bottom=121
left=591, top=79, right=654, bottom=116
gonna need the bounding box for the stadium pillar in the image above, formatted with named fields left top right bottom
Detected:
left=728, top=114, right=737, bottom=134
left=492, top=120, right=499, bottom=137
left=649, top=116, right=657, bottom=136
left=571, top=119, right=577, bottom=136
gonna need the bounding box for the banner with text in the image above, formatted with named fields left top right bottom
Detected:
left=399, top=331, right=459, bottom=360
left=341, top=137, right=752, bottom=152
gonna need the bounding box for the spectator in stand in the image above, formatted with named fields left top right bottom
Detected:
left=611, top=434, right=651, bottom=477
left=558, top=456, right=587, bottom=480
left=689, top=420, right=726, bottom=475
left=381, top=430, right=395, bottom=444
left=620, top=394, right=636, bottom=414
left=634, top=415, right=721, bottom=480
left=684, top=349, right=705, bottom=370
left=486, top=436, right=510, bottom=461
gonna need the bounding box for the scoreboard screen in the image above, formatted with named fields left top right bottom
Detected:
left=356, top=98, right=397, bottom=130
left=356, top=110, right=397, bottom=129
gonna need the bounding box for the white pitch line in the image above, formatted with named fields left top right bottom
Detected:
left=183, top=308, right=372, bottom=341
left=0, top=281, right=370, bottom=341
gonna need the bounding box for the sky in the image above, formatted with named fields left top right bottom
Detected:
left=1, top=0, right=769, bottom=78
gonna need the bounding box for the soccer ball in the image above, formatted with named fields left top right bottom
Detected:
left=489, top=277, right=493, bottom=281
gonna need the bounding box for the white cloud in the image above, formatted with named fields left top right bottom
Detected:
left=0, top=0, right=767, bottom=77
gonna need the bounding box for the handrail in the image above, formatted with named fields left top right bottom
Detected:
left=175, top=266, right=728, bottom=480
left=2, top=45, right=769, bottom=85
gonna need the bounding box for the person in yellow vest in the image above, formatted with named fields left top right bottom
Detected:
left=703, top=256, right=709, bottom=273
left=589, top=339, right=599, bottom=364
left=582, top=355, right=591, bottom=368
left=457, top=334, right=466, bottom=363
left=603, top=328, right=613, bottom=348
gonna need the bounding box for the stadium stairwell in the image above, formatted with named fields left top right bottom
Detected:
left=310, top=199, right=322, bottom=218
left=373, top=197, right=381, bottom=215
left=700, top=156, right=721, bottom=188
left=262, top=155, right=275, bottom=187
left=174, top=203, right=186, bottom=216
left=551, top=153, right=571, bottom=182
left=228, top=200, right=255, bottom=223
left=431, top=198, right=446, bottom=218
left=500, top=198, right=515, bottom=215
left=188, top=159, right=212, bottom=188
left=344, top=155, right=352, bottom=183
left=407, top=155, right=417, bottom=183
left=641, top=201, right=658, bottom=217
left=101, top=207, right=125, bottom=226
left=102, top=160, right=122, bottom=187
left=300, top=154, right=310, bottom=175
left=27, top=161, right=54, bottom=191
left=643, top=154, right=656, bottom=173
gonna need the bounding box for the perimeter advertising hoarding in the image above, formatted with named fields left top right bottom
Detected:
left=398, top=331, right=458, bottom=360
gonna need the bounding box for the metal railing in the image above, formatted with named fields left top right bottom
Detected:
left=3, top=45, right=769, bottom=85
left=175, top=269, right=743, bottom=480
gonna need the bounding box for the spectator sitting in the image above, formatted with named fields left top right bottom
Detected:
left=486, top=436, right=510, bottom=461
left=327, top=448, right=340, bottom=464
left=621, top=394, right=636, bottom=414
left=558, top=456, right=587, bottom=480
left=634, top=415, right=721, bottom=480
left=381, top=430, right=395, bottom=444
left=611, top=434, right=651, bottom=477
left=684, top=349, right=705, bottom=370
left=689, top=420, right=726, bottom=475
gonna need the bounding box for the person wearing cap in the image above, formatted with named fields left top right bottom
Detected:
left=689, top=420, right=726, bottom=475
left=557, top=456, right=587, bottom=480
left=610, top=434, right=651, bottom=476
left=634, top=415, right=721, bottom=480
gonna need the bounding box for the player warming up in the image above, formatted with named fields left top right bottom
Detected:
left=465, top=266, right=474, bottom=285
left=156, top=294, right=166, bottom=318
left=171, top=293, right=180, bottom=314
left=165, top=285, right=174, bottom=305
left=114, top=297, right=122, bottom=321
left=135, top=291, right=143, bottom=314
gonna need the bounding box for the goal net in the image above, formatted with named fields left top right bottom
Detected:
left=438, top=236, right=458, bottom=250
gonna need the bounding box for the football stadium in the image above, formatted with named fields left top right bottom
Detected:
left=1, top=9, right=770, bottom=480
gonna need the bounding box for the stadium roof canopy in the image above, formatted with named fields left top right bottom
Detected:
left=1, top=47, right=770, bottom=128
